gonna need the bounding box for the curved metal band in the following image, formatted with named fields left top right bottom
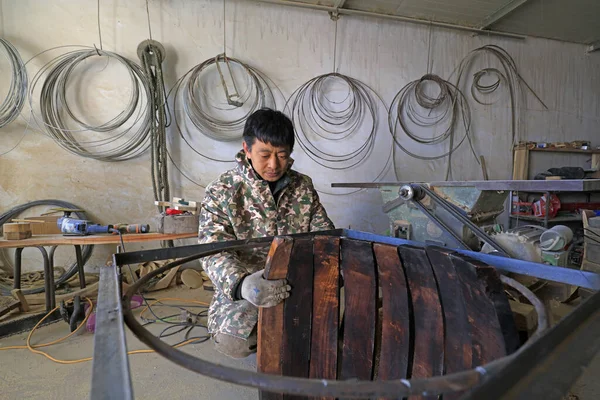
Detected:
left=122, top=240, right=547, bottom=398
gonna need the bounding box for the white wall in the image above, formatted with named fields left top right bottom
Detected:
left=1, top=0, right=599, bottom=271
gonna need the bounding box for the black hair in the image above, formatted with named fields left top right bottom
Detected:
left=242, top=108, right=295, bottom=151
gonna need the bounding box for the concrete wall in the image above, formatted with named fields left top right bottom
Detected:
left=0, top=0, right=599, bottom=271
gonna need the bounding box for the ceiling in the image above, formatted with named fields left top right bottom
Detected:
left=252, top=0, right=600, bottom=46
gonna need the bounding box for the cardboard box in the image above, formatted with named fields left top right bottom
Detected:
left=155, top=214, right=199, bottom=234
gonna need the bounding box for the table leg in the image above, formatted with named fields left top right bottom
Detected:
left=13, top=247, right=24, bottom=290
left=36, top=246, right=54, bottom=312
left=74, top=245, right=86, bottom=289
left=48, top=245, right=59, bottom=310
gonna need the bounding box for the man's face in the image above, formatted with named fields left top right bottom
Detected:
left=243, top=140, right=291, bottom=182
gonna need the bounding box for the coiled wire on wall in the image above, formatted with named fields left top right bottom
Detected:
left=286, top=72, right=382, bottom=170
left=388, top=73, right=478, bottom=180
left=0, top=38, right=27, bottom=128
left=0, top=200, right=93, bottom=296
left=168, top=54, right=277, bottom=185
left=453, top=44, right=548, bottom=145
left=29, top=47, right=153, bottom=161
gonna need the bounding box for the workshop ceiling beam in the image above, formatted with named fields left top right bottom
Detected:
left=252, top=0, right=525, bottom=39
left=478, top=0, right=529, bottom=30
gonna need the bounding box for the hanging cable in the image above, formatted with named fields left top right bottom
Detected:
left=451, top=44, right=548, bottom=146
left=167, top=54, right=278, bottom=184
left=286, top=73, right=382, bottom=171
left=388, top=73, right=479, bottom=180
left=0, top=38, right=27, bottom=128
left=28, top=46, right=153, bottom=161
left=285, top=12, right=391, bottom=195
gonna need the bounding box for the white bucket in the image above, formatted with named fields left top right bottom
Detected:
left=539, top=225, right=574, bottom=251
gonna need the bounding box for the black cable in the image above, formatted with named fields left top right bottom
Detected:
left=0, top=200, right=93, bottom=296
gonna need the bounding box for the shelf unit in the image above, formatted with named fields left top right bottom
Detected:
left=510, top=146, right=600, bottom=228
left=512, top=146, right=600, bottom=181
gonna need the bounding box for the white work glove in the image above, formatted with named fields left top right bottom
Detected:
left=241, top=269, right=291, bottom=308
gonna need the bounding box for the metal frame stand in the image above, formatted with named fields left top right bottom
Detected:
left=91, top=229, right=600, bottom=399
left=0, top=244, right=87, bottom=338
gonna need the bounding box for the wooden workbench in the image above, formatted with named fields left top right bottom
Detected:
left=0, top=232, right=196, bottom=248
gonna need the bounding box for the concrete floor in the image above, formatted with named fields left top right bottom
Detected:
left=0, top=286, right=599, bottom=400
left=0, top=286, right=257, bottom=400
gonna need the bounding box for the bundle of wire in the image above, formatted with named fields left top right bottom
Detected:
left=0, top=38, right=27, bottom=128
left=170, top=54, right=276, bottom=162
left=28, top=47, right=152, bottom=161
left=167, top=54, right=277, bottom=186
left=286, top=72, right=383, bottom=171
left=388, top=73, right=478, bottom=179
left=452, top=45, right=548, bottom=146
left=0, top=200, right=93, bottom=296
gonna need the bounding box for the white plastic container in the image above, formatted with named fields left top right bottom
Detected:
left=540, top=225, right=574, bottom=251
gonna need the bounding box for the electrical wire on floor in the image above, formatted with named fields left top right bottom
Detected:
left=116, top=231, right=211, bottom=338
left=0, top=296, right=212, bottom=364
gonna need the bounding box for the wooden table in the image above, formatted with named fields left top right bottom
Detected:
left=0, top=233, right=196, bottom=311
left=0, top=232, right=196, bottom=338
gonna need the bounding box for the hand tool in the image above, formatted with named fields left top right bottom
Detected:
left=111, top=224, right=150, bottom=234
left=55, top=210, right=113, bottom=236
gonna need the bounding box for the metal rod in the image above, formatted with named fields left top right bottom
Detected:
left=37, top=246, right=53, bottom=312
left=409, top=197, right=471, bottom=250
left=331, top=179, right=600, bottom=192
left=74, top=245, right=86, bottom=289
left=13, top=247, right=23, bottom=290
left=251, top=0, right=526, bottom=40
left=90, top=265, right=133, bottom=400
left=417, top=185, right=510, bottom=256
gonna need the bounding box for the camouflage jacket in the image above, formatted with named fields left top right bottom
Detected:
left=199, top=150, right=334, bottom=339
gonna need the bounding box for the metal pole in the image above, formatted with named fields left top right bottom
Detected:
left=90, top=264, right=133, bottom=400
left=250, top=0, right=526, bottom=40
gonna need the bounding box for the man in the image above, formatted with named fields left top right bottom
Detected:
left=198, top=108, right=334, bottom=358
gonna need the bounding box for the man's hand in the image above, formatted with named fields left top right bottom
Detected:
left=241, top=269, right=291, bottom=308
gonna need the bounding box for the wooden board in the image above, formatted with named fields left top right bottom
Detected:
left=282, top=238, right=314, bottom=400
left=425, top=247, right=472, bottom=400
left=451, top=255, right=507, bottom=365
left=309, top=236, right=340, bottom=400
left=426, top=248, right=472, bottom=375
left=339, top=239, right=377, bottom=381
left=473, top=263, right=520, bottom=355
left=258, top=237, right=294, bottom=400
left=373, top=244, right=410, bottom=382
left=512, top=147, right=529, bottom=180
left=398, top=246, right=444, bottom=381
